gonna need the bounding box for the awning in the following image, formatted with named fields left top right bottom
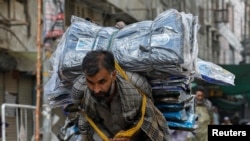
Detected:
left=0, top=52, right=17, bottom=71
left=217, top=23, right=243, bottom=52
left=210, top=97, right=245, bottom=111
left=1, top=50, right=37, bottom=72
left=219, top=64, right=250, bottom=94
left=218, top=64, right=250, bottom=102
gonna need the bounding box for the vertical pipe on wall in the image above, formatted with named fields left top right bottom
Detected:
left=35, top=0, right=42, bottom=141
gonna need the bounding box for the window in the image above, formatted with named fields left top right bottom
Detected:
left=213, top=0, right=229, bottom=23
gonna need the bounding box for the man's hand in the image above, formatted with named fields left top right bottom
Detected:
left=63, top=103, right=81, bottom=113
left=109, top=138, right=130, bottom=141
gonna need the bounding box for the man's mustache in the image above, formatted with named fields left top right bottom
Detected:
left=91, top=91, right=109, bottom=98
left=94, top=92, right=106, bottom=97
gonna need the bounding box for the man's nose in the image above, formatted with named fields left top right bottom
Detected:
left=93, top=85, right=101, bottom=93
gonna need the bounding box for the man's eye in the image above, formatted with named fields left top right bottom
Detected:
left=99, top=79, right=106, bottom=84
left=86, top=80, right=94, bottom=85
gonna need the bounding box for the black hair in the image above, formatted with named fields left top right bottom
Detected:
left=115, top=18, right=127, bottom=25
left=85, top=17, right=93, bottom=22
left=82, top=50, right=115, bottom=76
left=194, top=85, right=209, bottom=98
left=195, top=86, right=205, bottom=93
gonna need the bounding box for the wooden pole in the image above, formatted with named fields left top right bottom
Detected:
left=35, top=0, right=42, bottom=141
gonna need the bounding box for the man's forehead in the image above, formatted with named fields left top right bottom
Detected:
left=196, top=91, right=204, bottom=95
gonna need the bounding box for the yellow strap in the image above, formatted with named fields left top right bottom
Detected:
left=82, top=112, right=110, bottom=141
left=114, top=60, right=129, bottom=81
left=82, top=61, right=147, bottom=140
left=114, top=60, right=147, bottom=138
left=114, top=93, right=146, bottom=138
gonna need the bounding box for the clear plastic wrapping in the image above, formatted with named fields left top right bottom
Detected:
left=195, top=58, right=235, bottom=86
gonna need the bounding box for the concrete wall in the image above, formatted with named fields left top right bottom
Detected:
left=2, top=0, right=38, bottom=52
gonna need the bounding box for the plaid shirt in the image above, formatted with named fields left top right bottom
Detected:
left=71, top=72, right=171, bottom=141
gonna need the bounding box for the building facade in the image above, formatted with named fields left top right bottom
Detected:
left=0, top=0, right=38, bottom=140
left=62, top=0, right=247, bottom=64
left=1, top=0, right=249, bottom=140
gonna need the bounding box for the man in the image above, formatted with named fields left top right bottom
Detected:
left=187, top=86, right=213, bottom=141
left=71, top=50, right=171, bottom=141
left=221, top=116, right=232, bottom=125
left=115, top=19, right=126, bottom=29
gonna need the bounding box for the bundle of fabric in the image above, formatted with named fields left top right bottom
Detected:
left=44, top=9, right=235, bottom=131
left=59, top=17, right=119, bottom=85
left=195, top=58, right=235, bottom=86
left=44, top=9, right=200, bottom=108
left=59, top=9, right=199, bottom=87
left=148, top=75, right=198, bottom=130
left=112, top=9, right=199, bottom=77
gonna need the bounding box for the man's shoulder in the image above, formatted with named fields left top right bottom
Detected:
left=72, top=74, right=87, bottom=90
left=204, top=99, right=213, bottom=109
left=205, top=98, right=212, bottom=104
left=118, top=71, right=153, bottom=99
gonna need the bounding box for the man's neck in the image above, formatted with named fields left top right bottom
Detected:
left=106, top=81, right=117, bottom=104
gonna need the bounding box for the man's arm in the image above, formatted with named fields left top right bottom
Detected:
left=205, top=99, right=214, bottom=124
left=71, top=75, right=87, bottom=104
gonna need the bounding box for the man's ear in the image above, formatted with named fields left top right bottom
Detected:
left=112, top=70, right=117, bottom=81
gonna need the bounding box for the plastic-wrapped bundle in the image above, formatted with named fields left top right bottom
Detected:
left=158, top=95, right=194, bottom=122
left=111, top=21, right=153, bottom=71
left=161, top=95, right=198, bottom=131
left=150, top=75, right=197, bottom=130
left=162, top=109, right=188, bottom=121
left=149, top=76, right=192, bottom=95
left=112, top=9, right=199, bottom=76
left=44, top=9, right=200, bottom=108
left=167, top=113, right=198, bottom=131
left=195, top=58, right=235, bottom=86
left=53, top=9, right=199, bottom=90
left=154, top=91, right=193, bottom=104
left=59, top=16, right=119, bottom=84
left=44, top=31, right=72, bottom=106
left=61, top=16, right=102, bottom=70
left=54, top=9, right=198, bottom=79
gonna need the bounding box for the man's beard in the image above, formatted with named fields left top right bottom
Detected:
left=90, top=82, right=115, bottom=102
left=195, top=98, right=205, bottom=105
left=91, top=91, right=110, bottom=101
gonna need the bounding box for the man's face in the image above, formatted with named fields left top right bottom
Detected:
left=85, top=68, right=116, bottom=100
left=195, top=90, right=204, bottom=101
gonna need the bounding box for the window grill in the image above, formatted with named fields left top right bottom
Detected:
left=213, top=0, right=229, bottom=23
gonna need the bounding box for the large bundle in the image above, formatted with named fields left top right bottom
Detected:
left=112, top=9, right=199, bottom=77
left=59, top=9, right=199, bottom=85
left=195, top=58, right=235, bottom=86
left=148, top=75, right=198, bottom=130
left=44, top=9, right=235, bottom=131
left=45, top=9, right=199, bottom=103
